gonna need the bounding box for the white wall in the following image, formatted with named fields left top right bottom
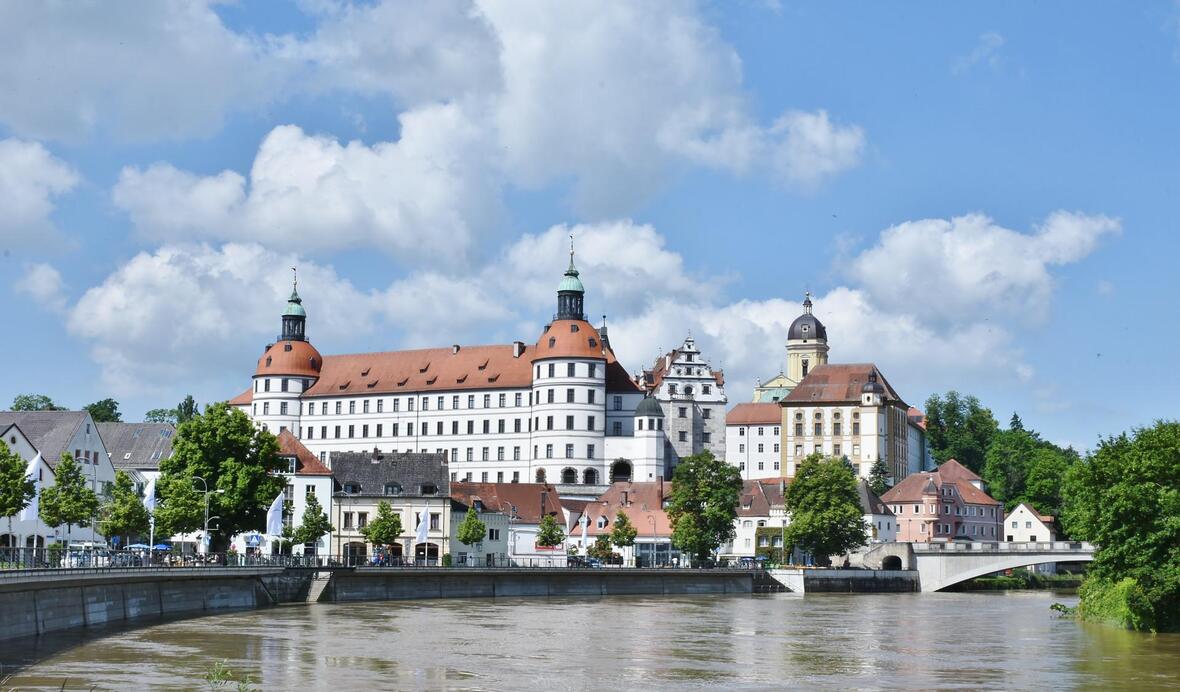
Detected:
left=725, top=423, right=782, bottom=479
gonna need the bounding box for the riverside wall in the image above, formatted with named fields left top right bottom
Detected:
left=768, top=568, right=919, bottom=593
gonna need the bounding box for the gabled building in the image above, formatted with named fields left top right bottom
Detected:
left=723, top=479, right=787, bottom=559
left=857, top=478, right=897, bottom=543
left=780, top=364, right=911, bottom=482
left=96, top=422, right=176, bottom=489
left=574, top=481, right=677, bottom=567
left=641, top=335, right=727, bottom=472
left=449, top=481, right=567, bottom=564
left=881, top=459, right=1002, bottom=543
left=271, top=430, right=334, bottom=555
left=724, top=403, right=782, bottom=479
left=1004, top=503, right=1057, bottom=543
left=0, top=411, right=116, bottom=546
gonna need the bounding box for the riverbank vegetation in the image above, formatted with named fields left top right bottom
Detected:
left=951, top=571, right=1083, bottom=591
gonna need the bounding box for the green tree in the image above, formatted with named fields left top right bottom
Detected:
left=176, top=395, right=200, bottom=424
left=157, top=402, right=284, bottom=551
left=923, top=391, right=999, bottom=473
left=867, top=458, right=891, bottom=496
left=359, top=500, right=403, bottom=549
left=587, top=535, right=615, bottom=561
left=456, top=507, right=487, bottom=547
left=536, top=513, right=565, bottom=547
left=99, top=470, right=150, bottom=544
left=83, top=398, right=122, bottom=423
left=782, top=453, right=867, bottom=566
left=145, top=408, right=178, bottom=424
left=38, top=452, right=100, bottom=544
left=981, top=428, right=1039, bottom=506
left=0, top=441, right=35, bottom=540
left=291, top=494, right=334, bottom=554
left=11, top=393, right=65, bottom=411
left=609, top=510, right=637, bottom=549
left=1061, top=421, right=1180, bottom=632
left=1009, top=412, right=1024, bottom=431
left=666, top=450, right=743, bottom=563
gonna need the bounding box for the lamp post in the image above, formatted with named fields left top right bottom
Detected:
left=647, top=513, right=656, bottom=568
left=192, top=476, right=224, bottom=555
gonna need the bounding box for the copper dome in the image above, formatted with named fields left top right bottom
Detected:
left=532, top=319, right=608, bottom=361
left=255, top=339, right=323, bottom=379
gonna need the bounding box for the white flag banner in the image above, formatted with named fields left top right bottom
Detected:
left=142, top=476, right=157, bottom=513
left=266, top=492, right=285, bottom=536
left=19, top=454, right=41, bottom=522
left=416, top=508, right=430, bottom=545
left=580, top=511, right=589, bottom=548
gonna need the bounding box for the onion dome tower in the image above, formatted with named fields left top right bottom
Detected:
left=786, top=291, right=830, bottom=385
left=556, top=237, right=585, bottom=321
left=252, top=269, right=322, bottom=436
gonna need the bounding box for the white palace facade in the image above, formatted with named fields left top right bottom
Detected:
left=230, top=250, right=667, bottom=486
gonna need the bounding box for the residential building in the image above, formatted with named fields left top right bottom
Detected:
left=231, top=249, right=659, bottom=488
left=722, top=479, right=787, bottom=559
left=780, top=364, right=911, bottom=482
left=1004, top=502, right=1059, bottom=574
left=449, top=482, right=568, bottom=564
left=96, top=421, right=176, bottom=490
left=575, top=481, right=678, bottom=566
left=724, top=403, right=782, bottom=479
left=330, top=450, right=451, bottom=563
left=752, top=292, right=830, bottom=402
left=0, top=411, right=116, bottom=547
left=857, top=478, right=897, bottom=543
left=449, top=498, right=510, bottom=566
left=881, top=459, right=1003, bottom=542
left=261, top=430, right=335, bottom=556
left=905, top=407, right=936, bottom=474
left=641, top=335, right=727, bottom=473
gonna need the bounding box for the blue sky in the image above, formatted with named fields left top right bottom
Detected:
left=1, top=1, right=1175, bottom=450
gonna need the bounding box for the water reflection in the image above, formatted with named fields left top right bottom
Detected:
left=6, top=591, right=1180, bottom=690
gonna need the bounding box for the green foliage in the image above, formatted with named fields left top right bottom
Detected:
left=204, top=659, right=255, bottom=691
left=609, top=510, right=637, bottom=548
left=536, top=514, right=565, bottom=547
left=587, top=535, right=615, bottom=560
left=38, top=452, right=99, bottom=540
left=1062, top=421, right=1180, bottom=632
left=441, top=552, right=453, bottom=567
left=11, top=393, right=65, bottom=411
left=157, top=403, right=284, bottom=551
left=0, top=441, right=35, bottom=520
left=456, top=507, right=487, bottom=547
left=867, top=458, right=890, bottom=496
left=754, top=527, right=787, bottom=564
left=922, top=391, right=999, bottom=473
left=145, top=408, right=178, bottom=424
left=100, top=470, right=150, bottom=541
left=291, top=493, right=334, bottom=550
left=177, top=395, right=200, bottom=424
left=84, top=398, right=122, bottom=423
left=981, top=415, right=1076, bottom=519
left=359, top=500, right=403, bottom=547
left=782, top=453, right=867, bottom=566
left=667, top=450, right=743, bottom=562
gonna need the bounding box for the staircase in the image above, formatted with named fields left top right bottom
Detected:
left=306, top=572, right=333, bottom=603
left=752, top=570, right=790, bottom=593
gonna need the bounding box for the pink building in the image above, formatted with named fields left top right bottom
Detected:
left=880, top=459, right=1003, bottom=542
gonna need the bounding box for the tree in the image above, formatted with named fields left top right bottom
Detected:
left=291, top=494, right=334, bottom=554
left=11, top=394, right=65, bottom=411
left=923, top=391, right=999, bottom=473
left=782, top=453, right=867, bottom=566
left=456, top=507, right=487, bottom=548
left=145, top=408, right=178, bottom=424
left=176, top=395, right=199, bottom=424
left=0, top=441, right=35, bottom=541
left=666, top=450, right=743, bottom=563
left=609, top=510, right=637, bottom=549
left=156, top=402, right=284, bottom=551
left=1009, top=412, right=1024, bottom=431
left=536, top=514, right=565, bottom=547
left=39, top=452, right=99, bottom=544
left=587, top=535, right=615, bottom=561
left=360, top=500, right=403, bottom=549
left=981, top=428, right=1039, bottom=507
left=83, top=398, right=122, bottom=423
left=867, top=459, right=891, bottom=496
left=99, top=470, right=150, bottom=544
left=1061, top=421, right=1180, bottom=632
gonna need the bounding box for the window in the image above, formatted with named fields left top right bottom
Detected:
left=589, top=364, right=597, bottom=378
left=853, top=422, right=861, bottom=435
left=547, top=416, right=554, bottom=430
left=703, top=384, right=711, bottom=395
left=757, top=461, right=764, bottom=471
left=739, top=444, right=746, bottom=453
left=483, top=394, right=491, bottom=408
left=357, top=512, right=368, bottom=529
left=343, top=512, right=353, bottom=529
left=703, top=432, right=711, bottom=443
left=739, top=428, right=745, bottom=437
left=468, top=394, right=475, bottom=408
left=795, top=423, right=803, bottom=436
left=773, top=443, right=779, bottom=453
left=587, top=444, right=595, bottom=459
left=514, top=418, right=522, bottom=433
left=545, top=444, right=553, bottom=458
left=514, top=393, right=523, bottom=407
left=565, top=444, right=574, bottom=458
left=678, top=431, right=687, bottom=442
left=567, top=363, right=576, bottom=377
left=613, top=395, right=622, bottom=411
left=834, top=443, right=841, bottom=456
left=264, top=379, right=271, bottom=392
left=794, top=444, right=802, bottom=456
left=466, top=448, right=473, bottom=461
left=377, top=399, right=384, bottom=413
left=362, top=424, right=369, bottom=437
left=813, top=423, right=823, bottom=436
left=280, top=402, right=288, bottom=415
left=677, top=406, right=687, bottom=418
left=482, top=447, right=489, bottom=461
left=702, top=409, right=711, bottom=419
left=488, top=528, right=500, bottom=541
left=348, top=425, right=355, bottom=438
left=263, top=402, right=270, bottom=415
left=384, top=483, right=402, bottom=496
left=497, top=446, right=504, bottom=461
left=482, top=420, right=490, bottom=434
left=467, top=421, right=474, bottom=434
left=833, top=422, right=842, bottom=436
left=348, top=401, right=356, bottom=415
left=565, top=415, right=574, bottom=430
left=548, top=363, right=555, bottom=377
left=513, top=471, right=520, bottom=483
left=612, top=421, right=622, bottom=436
left=513, top=446, right=521, bottom=461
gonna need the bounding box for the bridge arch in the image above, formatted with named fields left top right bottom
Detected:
left=913, top=543, right=1093, bottom=592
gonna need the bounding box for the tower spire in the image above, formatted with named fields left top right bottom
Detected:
left=281, top=268, right=307, bottom=342
left=555, top=235, right=585, bottom=320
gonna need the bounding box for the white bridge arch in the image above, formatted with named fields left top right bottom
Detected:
left=863, top=541, right=1094, bottom=592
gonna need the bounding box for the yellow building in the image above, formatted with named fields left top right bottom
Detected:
left=752, top=292, right=829, bottom=402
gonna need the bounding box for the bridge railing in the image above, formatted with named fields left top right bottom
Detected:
left=910, top=541, right=1093, bottom=553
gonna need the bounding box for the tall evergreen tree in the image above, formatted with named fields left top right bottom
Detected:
left=867, top=459, right=891, bottom=496
left=176, top=395, right=199, bottom=424
left=39, top=452, right=99, bottom=544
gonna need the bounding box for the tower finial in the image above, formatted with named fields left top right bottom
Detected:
left=803, top=290, right=812, bottom=314
left=292, top=266, right=298, bottom=293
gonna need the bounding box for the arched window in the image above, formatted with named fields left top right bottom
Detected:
left=684, top=385, right=693, bottom=396
left=535, top=468, right=547, bottom=483
left=561, top=468, right=578, bottom=484
left=583, top=468, right=598, bottom=484
left=610, top=460, right=632, bottom=482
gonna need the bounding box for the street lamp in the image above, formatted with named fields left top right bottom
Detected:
left=647, top=513, right=656, bottom=568
left=193, top=476, right=225, bottom=555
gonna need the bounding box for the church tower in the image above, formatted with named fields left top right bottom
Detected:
left=281, top=270, right=307, bottom=342
left=785, top=292, right=829, bottom=386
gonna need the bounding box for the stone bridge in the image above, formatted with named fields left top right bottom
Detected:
left=861, top=541, right=1094, bottom=592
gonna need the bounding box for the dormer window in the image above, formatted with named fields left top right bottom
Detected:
left=596, top=516, right=608, bottom=529
left=342, top=482, right=360, bottom=494
left=384, top=483, right=402, bottom=496
left=570, top=324, right=579, bottom=332
left=549, top=337, right=556, bottom=347
left=420, top=483, right=438, bottom=495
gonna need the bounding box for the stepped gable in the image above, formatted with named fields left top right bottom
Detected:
left=783, top=363, right=906, bottom=406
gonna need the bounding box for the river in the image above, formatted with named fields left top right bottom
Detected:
left=4, top=591, right=1179, bottom=690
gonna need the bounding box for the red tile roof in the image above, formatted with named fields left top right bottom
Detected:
left=275, top=429, right=332, bottom=475
left=737, top=479, right=787, bottom=517
left=881, top=462, right=1000, bottom=506
left=228, top=388, right=252, bottom=406
left=449, top=482, right=564, bottom=524
left=783, top=363, right=906, bottom=407
left=578, top=481, right=674, bottom=538
left=255, top=339, right=323, bottom=378
left=726, top=402, right=782, bottom=426
left=935, top=458, right=981, bottom=482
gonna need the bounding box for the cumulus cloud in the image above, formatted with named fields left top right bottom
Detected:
left=113, top=104, right=501, bottom=263
left=14, top=262, right=67, bottom=312
left=847, top=212, right=1120, bottom=326
left=0, top=139, right=79, bottom=249
left=768, top=110, right=866, bottom=189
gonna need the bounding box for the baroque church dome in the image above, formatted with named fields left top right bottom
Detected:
left=787, top=292, right=827, bottom=341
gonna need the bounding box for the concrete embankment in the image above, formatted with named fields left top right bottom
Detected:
left=768, top=568, right=919, bottom=593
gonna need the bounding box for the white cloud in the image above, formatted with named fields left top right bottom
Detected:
left=14, top=262, right=67, bottom=312
left=768, top=110, right=866, bottom=189
left=846, top=212, right=1120, bottom=326
left=953, top=31, right=1006, bottom=75
left=0, top=139, right=79, bottom=249
left=0, top=1, right=281, bottom=142
left=113, top=104, right=501, bottom=264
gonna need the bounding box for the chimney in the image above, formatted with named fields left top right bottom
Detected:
left=621, top=490, right=629, bottom=507
left=452, top=344, right=461, bottom=354
left=512, top=341, right=525, bottom=358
